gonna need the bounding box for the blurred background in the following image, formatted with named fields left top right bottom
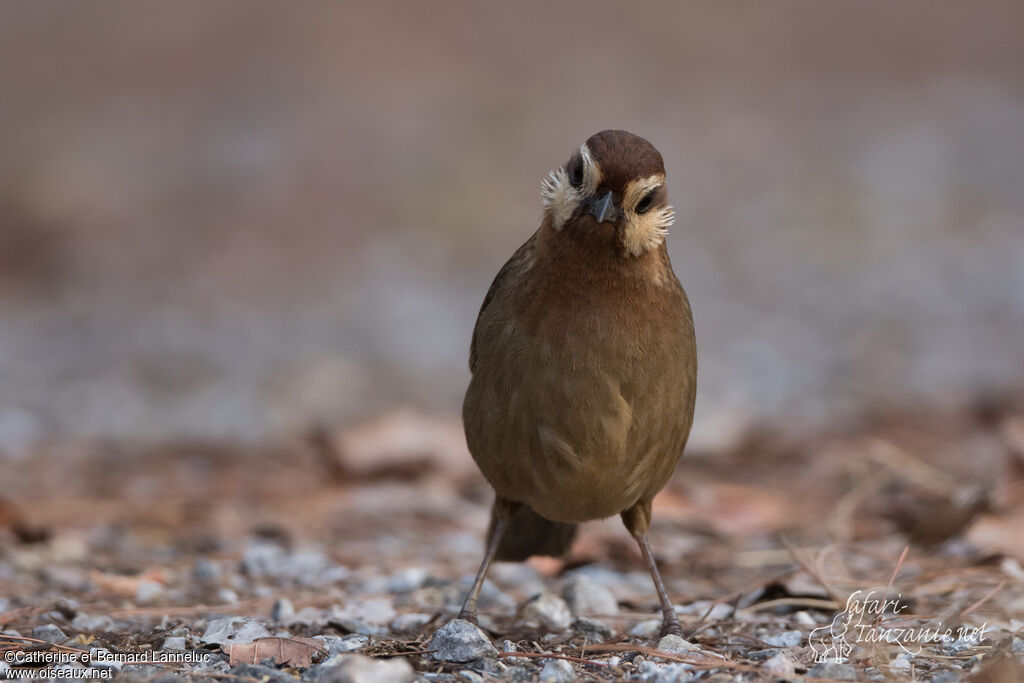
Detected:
left=1, top=2, right=1023, bottom=455
left=1, top=6, right=1023, bottom=676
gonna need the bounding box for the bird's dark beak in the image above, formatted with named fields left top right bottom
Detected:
left=583, top=190, right=619, bottom=224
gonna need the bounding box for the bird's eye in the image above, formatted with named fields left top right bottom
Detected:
left=568, top=156, right=584, bottom=188
left=635, top=191, right=655, bottom=214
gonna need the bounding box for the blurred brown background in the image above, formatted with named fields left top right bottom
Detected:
left=2, top=1, right=1023, bottom=455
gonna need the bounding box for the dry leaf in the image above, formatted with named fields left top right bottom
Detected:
left=228, top=637, right=327, bottom=668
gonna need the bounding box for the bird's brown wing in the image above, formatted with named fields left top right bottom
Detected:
left=468, top=232, right=536, bottom=374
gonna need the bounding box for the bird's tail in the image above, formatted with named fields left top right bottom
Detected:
left=492, top=504, right=578, bottom=561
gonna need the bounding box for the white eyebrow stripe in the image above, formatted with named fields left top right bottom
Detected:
left=623, top=174, right=665, bottom=209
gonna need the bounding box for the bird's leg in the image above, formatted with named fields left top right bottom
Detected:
left=457, top=497, right=517, bottom=624
left=622, top=500, right=682, bottom=638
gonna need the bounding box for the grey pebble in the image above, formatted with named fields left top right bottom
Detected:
left=135, top=579, right=164, bottom=604
left=628, top=619, right=662, bottom=638
left=201, top=616, right=271, bottom=646
left=314, top=634, right=371, bottom=656
left=191, top=557, right=222, bottom=586
left=390, top=612, right=433, bottom=633
left=315, top=654, right=414, bottom=683
left=386, top=567, right=430, bottom=593
left=429, top=619, right=497, bottom=662
left=71, top=613, right=114, bottom=632
left=230, top=663, right=294, bottom=683
left=456, top=671, right=484, bottom=683
left=539, top=658, right=576, bottom=682
left=31, top=624, right=67, bottom=644
left=644, top=662, right=696, bottom=682
left=519, top=593, right=572, bottom=632
left=657, top=634, right=698, bottom=654
left=761, top=652, right=797, bottom=678
left=807, top=661, right=857, bottom=680
left=161, top=637, right=187, bottom=651
left=241, top=543, right=340, bottom=588
left=271, top=597, right=295, bottom=623
left=928, top=672, right=964, bottom=682
left=572, top=617, right=613, bottom=642
left=562, top=575, right=618, bottom=616
left=762, top=629, right=802, bottom=648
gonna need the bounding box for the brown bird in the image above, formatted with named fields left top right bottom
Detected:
left=457, top=130, right=697, bottom=637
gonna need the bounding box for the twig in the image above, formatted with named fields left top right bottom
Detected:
left=780, top=535, right=842, bottom=604
left=496, top=650, right=608, bottom=667
left=737, top=597, right=839, bottom=614
left=962, top=580, right=1006, bottom=618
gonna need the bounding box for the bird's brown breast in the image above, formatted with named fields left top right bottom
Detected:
left=463, top=222, right=696, bottom=523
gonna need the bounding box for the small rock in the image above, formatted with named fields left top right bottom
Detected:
left=747, top=648, right=779, bottom=661
left=314, top=634, right=371, bottom=656
left=648, top=662, right=695, bottom=682
left=519, top=593, right=572, bottom=632
left=628, top=619, right=662, bottom=638
left=31, top=624, right=67, bottom=644
left=562, top=575, right=619, bottom=617
left=292, top=606, right=330, bottom=627
left=1012, top=636, right=1024, bottom=653
left=889, top=653, right=912, bottom=672
left=229, top=663, right=293, bottom=683
left=572, top=616, right=613, bottom=641
left=657, top=634, right=698, bottom=655
left=500, top=640, right=517, bottom=653
left=241, top=543, right=338, bottom=588
left=271, top=598, right=295, bottom=623
left=162, top=637, right=187, bottom=650
left=329, top=598, right=396, bottom=627
left=539, top=658, right=576, bottom=682
left=135, top=579, right=164, bottom=604
left=762, top=652, right=797, bottom=678
left=216, top=588, right=239, bottom=604
left=793, top=610, right=817, bottom=626
left=201, top=617, right=271, bottom=646
left=387, top=567, right=430, bottom=593
left=71, top=613, right=113, bottom=632
left=430, top=619, right=497, bottom=662
left=316, top=654, right=414, bottom=683
left=807, top=661, right=857, bottom=680
left=500, top=666, right=537, bottom=682
left=457, top=671, right=484, bottom=683
left=762, top=630, right=802, bottom=648
left=489, top=563, right=544, bottom=592
left=192, top=557, right=222, bottom=586
left=928, top=672, right=964, bottom=683
left=390, top=612, right=432, bottom=633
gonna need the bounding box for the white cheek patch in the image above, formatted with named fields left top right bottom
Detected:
left=621, top=174, right=674, bottom=257
left=540, top=145, right=602, bottom=230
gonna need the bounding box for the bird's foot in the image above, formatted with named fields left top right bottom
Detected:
left=658, top=618, right=683, bottom=639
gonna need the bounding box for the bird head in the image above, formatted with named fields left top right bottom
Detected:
left=540, top=130, right=675, bottom=257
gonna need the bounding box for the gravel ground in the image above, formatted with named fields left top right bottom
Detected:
left=2, top=407, right=1023, bottom=681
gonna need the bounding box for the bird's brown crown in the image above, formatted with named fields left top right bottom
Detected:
left=540, top=130, right=675, bottom=257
